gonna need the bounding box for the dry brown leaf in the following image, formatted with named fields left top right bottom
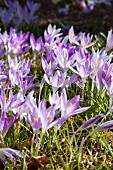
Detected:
left=27, top=156, right=50, bottom=170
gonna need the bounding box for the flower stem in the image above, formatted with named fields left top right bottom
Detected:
left=31, top=133, right=35, bottom=155
left=36, top=132, right=43, bottom=156
left=91, top=76, right=95, bottom=105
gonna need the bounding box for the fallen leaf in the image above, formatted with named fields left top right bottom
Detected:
left=38, top=156, right=50, bottom=167
left=27, top=156, right=50, bottom=170
left=27, top=157, right=39, bottom=170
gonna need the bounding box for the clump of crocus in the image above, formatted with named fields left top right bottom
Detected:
left=0, top=0, right=41, bottom=25
left=0, top=28, right=30, bottom=55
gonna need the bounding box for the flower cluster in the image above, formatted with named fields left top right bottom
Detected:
left=0, top=0, right=41, bottom=25
left=0, top=25, right=113, bottom=164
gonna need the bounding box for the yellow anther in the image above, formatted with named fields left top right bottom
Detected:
left=85, top=42, right=88, bottom=47
left=65, top=61, right=68, bottom=65
left=13, top=63, right=17, bottom=67
left=84, top=56, right=87, bottom=60
left=49, top=114, right=52, bottom=118
left=34, top=117, right=38, bottom=122
left=86, top=69, right=88, bottom=73
left=2, top=81, right=6, bottom=87
left=96, top=59, right=99, bottom=65
left=18, top=106, right=22, bottom=112
left=69, top=102, right=72, bottom=107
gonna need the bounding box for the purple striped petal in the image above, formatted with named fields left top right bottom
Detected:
left=77, top=114, right=104, bottom=132
left=94, top=120, right=113, bottom=132
left=30, top=33, right=36, bottom=51
left=48, top=114, right=69, bottom=129
left=1, top=148, right=24, bottom=163
left=72, top=106, right=91, bottom=115
left=11, top=101, right=25, bottom=109
left=3, top=113, right=18, bottom=138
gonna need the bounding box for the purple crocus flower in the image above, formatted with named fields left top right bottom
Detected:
left=0, top=28, right=30, bottom=55
left=78, top=32, right=94, bottom=50
left=0, top=87, right=17, bottom=112
left=95, top=62, right=113, bottom=106
left=63, top=73, right=82, bottom=89
left=17, top=75, right=39, bottom=96
left=5, top=0, right=19, bottom=13
left=27, top=87, right=90, bottom=133
left=44, top=70, right=66, bottom=92
left=30, top=34, right=43, bottom=53
left=4, top=0, right=40, bottom=24
left=103, top=77, right=113, bottom=98
left=0, top=112, right=18, bottom=140
left=60, top=88, right=90, bottom=116
left=68, top=26, right=80, bottom=45
left=53, top=46, right=76, bottom=72
left=28, top=109, right=42, bottom=132
left=20, top=1, right=40, bottom=24
left=27, top=98, right=56, bottom=134
left=76, top=114, right=104, bottom=132
left=44, top=24, right=62, bottom=44
left=75, top=49, right=92, bottom=81
left=49, top=91, right=61, bottom=109
left=94, top=120, right=113, bottom=132
left=60, top=88, right=79, bottom=116
left=47, top=88, right=90, bottom=129
left=68, top=26, right=94, bottom=49
left=96, top=63, right=113, bottom=92
left=8, top=28, right=30, bottom=54
left=41, top=55, right=57, bottom=76
left=106, top=29, right=113, bottom=52
left=0, top=87, right=25, bottom=113
left=11, top=91, right=35, bottom=121
left=27, top=1, right=41, bottom=15
left=91, top=48, right=112, bottom=78
left=8, top=55, right=31, bottom=86
left=38, top=99, right=56, bottom=133
left=0, top=148, right=24, bottom=163
left=0, top=8, right=12, bottom=24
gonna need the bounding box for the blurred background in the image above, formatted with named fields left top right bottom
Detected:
left=0, top=0, right=113, bottom=35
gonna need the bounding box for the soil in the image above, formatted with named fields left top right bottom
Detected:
left=38, top=0, right=113, bottom=35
